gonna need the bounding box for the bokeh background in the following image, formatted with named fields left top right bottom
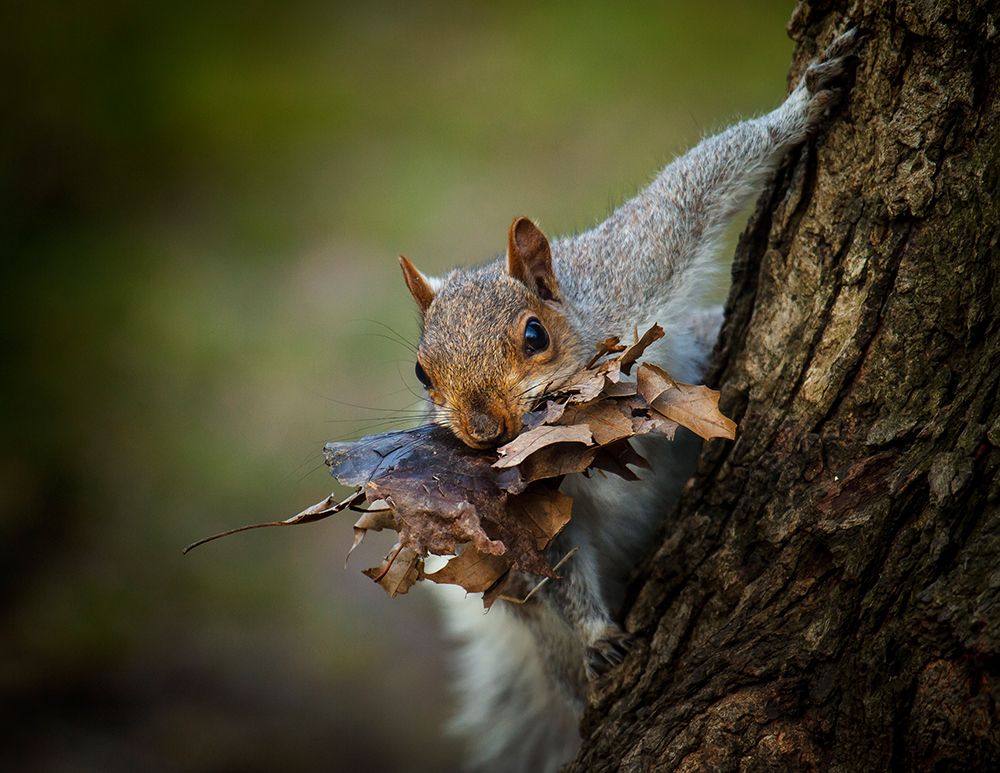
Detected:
left=3, top=2, right=792, bottom=771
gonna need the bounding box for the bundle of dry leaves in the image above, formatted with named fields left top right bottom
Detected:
left=185, top=325, right=736, bottom=608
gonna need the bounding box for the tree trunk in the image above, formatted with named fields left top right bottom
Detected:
left=569, top=2, right=1000, bottom=771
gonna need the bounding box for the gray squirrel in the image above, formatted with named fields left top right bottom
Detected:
left=394, top=29, right=860, bottom=773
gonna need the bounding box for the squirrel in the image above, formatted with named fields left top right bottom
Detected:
left=392, top=29, right=860, bottom=773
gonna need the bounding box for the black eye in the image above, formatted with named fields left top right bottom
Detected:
left=415, top=360, right=432, bottom=389
left=523, top=318, right=549, bottom=355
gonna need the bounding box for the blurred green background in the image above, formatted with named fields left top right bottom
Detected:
left=2, top=2, right=792, bottom=770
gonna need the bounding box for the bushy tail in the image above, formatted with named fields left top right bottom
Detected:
left=433, top=585, right=582, bottom=773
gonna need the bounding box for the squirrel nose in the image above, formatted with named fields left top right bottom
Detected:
left=466, top=410, right=507, bottom=446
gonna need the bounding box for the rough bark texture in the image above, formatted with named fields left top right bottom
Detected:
left=569, top=2, right=1000, bottom=771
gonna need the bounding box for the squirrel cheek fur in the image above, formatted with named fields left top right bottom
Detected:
left=394, top=29, right=861, bottom=773
left=427, top=303, right=586, bottom=448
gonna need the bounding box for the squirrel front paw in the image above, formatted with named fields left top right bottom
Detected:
left=584, top=624, right=634, bottom=680
left=803, top=28, right=863, bottom=124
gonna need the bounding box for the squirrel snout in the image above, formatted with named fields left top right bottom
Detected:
left=460, top=406, right=520, bottom=449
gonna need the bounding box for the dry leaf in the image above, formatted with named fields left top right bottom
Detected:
left=481, top=572, right=515, bottom=609
left=504, top=489, right=573, bottom=550
left=495, top=424, right=593, bottom=468
left=603, top=380, right=638, bottom=398
left=563, top=368, right=609, bottom=404
left=560, top=400, right=635, bottom=445
left=521, top=400, right=567, bottom=431
left=619, top=324, right=665, bottom=374
left=506, top=444, right=599, bottom=492
left=637, top=362, right=737, bottom=441
left=592, top=440, right=650, bottom=480
left=586, top=336, right=626, bottom=368
left=348, top=507, right=396, bottom=563
left=185, top=323, right=736, bottom=608
left=324, top=425, right=569, bottom=580
left=364, top=544, right=421, bottom=596
left=635, top=361, right=678, bottom=403
left=182, top=489, right=365, bottom=554
left=421, top=546, right=511, bottom=594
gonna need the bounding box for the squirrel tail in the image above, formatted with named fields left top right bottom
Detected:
left=434, top=584, right=582, bottom=773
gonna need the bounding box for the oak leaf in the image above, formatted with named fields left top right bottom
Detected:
left=421, top=546, right=512, bottom=594
left=636, top=362, right=737, bottom=441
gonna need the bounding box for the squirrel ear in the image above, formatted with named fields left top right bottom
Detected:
left=506, top=217, right=559, bottom=301
left=399, top=255, right=436, bottom=313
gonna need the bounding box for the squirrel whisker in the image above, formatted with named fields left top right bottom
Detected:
left=358, top=318, right=420, bottom=354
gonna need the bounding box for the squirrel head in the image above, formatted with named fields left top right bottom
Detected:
left=399, top=217, right=587, bottom=449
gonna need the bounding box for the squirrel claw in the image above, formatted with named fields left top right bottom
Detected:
left=824, top=27, right=862, bottom=60
left=801, top=28, right=862, bottom=127
left=584, top=626, right=634, bottom=680
left=806, top=27, right=863, bottom=94
left=805, top=58, right=849, bottom=95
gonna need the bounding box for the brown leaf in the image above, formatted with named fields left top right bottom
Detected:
left=632, top=412, right=679, bottom=440
left=618, top=324, right=665, bottom=374
left=348, top=507, right=396, bottom=563
left=421, top=546, right=511, bottom=594
left=353, top=507, right=396, bottom=532
left=481, top=571, right=515, bottom=609
left=469, top=487, right=572, bottom=579
left=522, top=399, right=567, bottom=431
left=637, top=363, right=737, bottom=441
left=603, top=379, right=638, bottom=398
left=505, top=444, right=599, bottom=491
left=363, top=544, right=421, bottom=596
left=504, top=489, right=573, bottom=551
left=182, top=489, right=365, bottom=554
left=189, top=319, right=737, bottom=609
left=563, top=368, right=609, bottom=404
left=559, top=400, right=635, bottom=445
left=327, top=427, right=516, bottom=558
left=599, top=358, right=623, bottom=385
left=623, top=394, right=680, bottom=439
left=494, top=424, right=593, bottom=469
left=586, top=336, right=626, bottom=368
left=387, top=498, right=506, bottom=558
left=635, top=360, right=678, bottom=402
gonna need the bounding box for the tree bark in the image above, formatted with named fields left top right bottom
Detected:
left=569, top=2, right=1000, bottom=771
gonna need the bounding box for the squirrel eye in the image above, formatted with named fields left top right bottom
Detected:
left=415, top=360, right=432, bottom=389
left=523, top=317, right=549, bottom=355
